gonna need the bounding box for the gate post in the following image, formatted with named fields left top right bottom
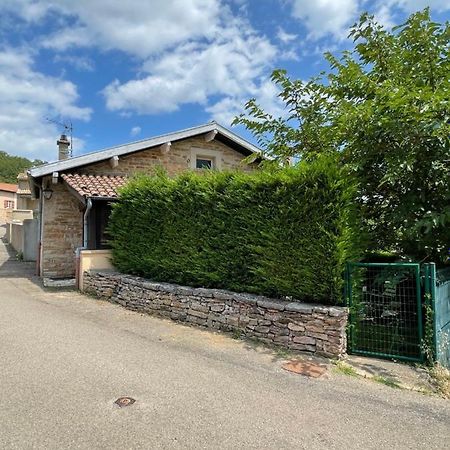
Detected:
left=429, top=263, right=438, bottom=362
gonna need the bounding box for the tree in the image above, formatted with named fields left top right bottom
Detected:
left=0, top=151, right=45, bottom=183
left=233, top=9, right=450, bottom=263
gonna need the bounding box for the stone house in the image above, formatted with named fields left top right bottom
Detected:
left=28, top=122, right=260, bottom=282
left=16, top=172, right=39, bottom=213
left=0, top=183, right=18, bottom=224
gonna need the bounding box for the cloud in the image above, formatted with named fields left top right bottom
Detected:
left=0, top=48, right=91, bottom=161
left=4, top=0, right=222, bottom=59
left=103, top=19, right=277, bottom=120
left=130, top=126, right=141, bottom=137
left=289, top=0, right=359, bottom=39
left=40, top=26, right=93, bottom=51
left=0, top=0, right=50, bottom=22
left=391, top=0, right=450, bottom=12
left=206, top=78, right=287, bottom=125
left=53, top=54, right=95, bottom=72
left=289, top=0, right=450, bottom=40
left=276, top=28, right=298, bottom=43
left=1, top=0, right=283, bottom=128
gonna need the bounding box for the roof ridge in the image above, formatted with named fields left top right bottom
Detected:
left=29, top=122, right=260, bottom=179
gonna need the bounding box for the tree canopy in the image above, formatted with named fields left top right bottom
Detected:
left=234, top=9, right=449, bottom=263
left=0, top=151, right=45, bottom=184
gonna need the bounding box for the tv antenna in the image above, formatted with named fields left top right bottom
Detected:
left=45, top=117, right=74, bottom=156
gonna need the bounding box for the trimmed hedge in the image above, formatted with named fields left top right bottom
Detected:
left=108, top=158, right=360, bottom=305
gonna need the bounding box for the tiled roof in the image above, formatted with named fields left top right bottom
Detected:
left=0, top=183, right=18, bottom=193
left=61, top=174, right=127, bottom=200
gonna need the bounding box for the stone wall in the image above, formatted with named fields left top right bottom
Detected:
left=41, top=181, right=83, bottom=278
left=83, top=271, right=348, bottom=358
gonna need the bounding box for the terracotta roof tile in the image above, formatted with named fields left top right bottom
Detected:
left=61, top=174, right=127, bottom=200
left=0, top=183, right=18, bottom=193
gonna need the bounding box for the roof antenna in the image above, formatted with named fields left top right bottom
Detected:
left=45, top=117, right=74, bottom=156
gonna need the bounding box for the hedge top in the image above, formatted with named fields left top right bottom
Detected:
left=108, top=157, right=360, bottom=305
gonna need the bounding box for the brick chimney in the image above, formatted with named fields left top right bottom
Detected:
left=57, top=134, right=70, bottom=160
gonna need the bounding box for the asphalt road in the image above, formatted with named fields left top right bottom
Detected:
left=0, top=229, right=449, bottom=449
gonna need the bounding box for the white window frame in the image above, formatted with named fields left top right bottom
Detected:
left=190, top=148, right=222, bottom=170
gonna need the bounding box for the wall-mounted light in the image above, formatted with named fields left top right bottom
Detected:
left=42, top=188, right=53, bottom=200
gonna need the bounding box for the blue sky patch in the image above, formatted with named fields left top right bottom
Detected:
left=0, top=0, right=448, bottom=161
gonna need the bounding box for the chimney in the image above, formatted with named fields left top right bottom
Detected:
left=57, top=134, right=70, bottom=160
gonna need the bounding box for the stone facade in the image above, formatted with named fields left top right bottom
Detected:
left=41, top=181, right=83, bottom=277
left=0, top=188, right=16, bottom=224
left=40, top=135, right=255, bottom=278
left=78, top=136, right=255, bottom=177
left=83, top=271, right=348, bottom=358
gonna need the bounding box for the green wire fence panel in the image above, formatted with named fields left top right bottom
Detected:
left=346, top=262, right=424, bottom=362
left=431, top=265, right=450, bottom=369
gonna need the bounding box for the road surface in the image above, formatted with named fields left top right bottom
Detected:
left=0, top=226, right=449, bottom=449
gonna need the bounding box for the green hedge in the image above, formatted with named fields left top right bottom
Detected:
left=109, top=157, right=360, bottom=305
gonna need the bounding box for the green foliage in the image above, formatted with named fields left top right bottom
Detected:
left=0, top=151, right=45, bottom=183
left=333, top=361, right=359, bottom=377
left=233, top=9, right=450, bottom=263
left=109, top=158, right=360, bottom=305
left=422, top=301, right=435, bottom=365
left=372, top=375, right=401, bottom=389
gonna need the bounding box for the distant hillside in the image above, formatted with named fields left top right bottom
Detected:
left=0, top=151, right=46, bottom=183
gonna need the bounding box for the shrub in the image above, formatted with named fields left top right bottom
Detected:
left=109, top=157, right=360, bottom=305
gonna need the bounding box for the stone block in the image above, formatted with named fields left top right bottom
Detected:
left=273, top=335, right=290, bottom=344
left=190, top=302, right=210, bottom=313
left=192, top=288, right=214, bottom=298
left=257, top=298, right=285, bottom=311
left=285, top=302, right=313, bottom=314
left=306, top=331, right=329, bottom=341
left=289, top=343, right=316, bottom=353
left=212, top=290, right=234, bottom=301
left=187, top=309, right=209, bottom=319
left=254, top=325, right=270, bottom=334
left=227, top=316, right=240, bottom=327
left=292, top=336, right=316, bottom=345
left=269, top=326, right=289, bottom=336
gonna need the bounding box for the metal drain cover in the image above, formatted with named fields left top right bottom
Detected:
left=114, top=397, right=136, bottom=407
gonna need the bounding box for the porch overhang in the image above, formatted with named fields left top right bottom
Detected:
left=61, top=174, right=128, bottom=205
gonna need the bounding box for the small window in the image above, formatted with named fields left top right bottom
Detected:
left=4, top=200, right=14, bottom=209
left=196, top=157, right=214, bottom=169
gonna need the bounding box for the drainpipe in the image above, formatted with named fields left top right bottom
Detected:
left=37, top=184, right=44, bottom=277
left=75, top=198, right=93, bottom=290
left=83, top=198, right=93, bottom=248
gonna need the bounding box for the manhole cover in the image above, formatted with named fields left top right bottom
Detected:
left=114, top=397, right=136, bottom=407
left=282, top=360, right=327, bottom=378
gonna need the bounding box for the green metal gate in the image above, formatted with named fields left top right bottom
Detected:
left=345, top=262, right=424, bottom=362
left=424, top=263, right=450, bottom=368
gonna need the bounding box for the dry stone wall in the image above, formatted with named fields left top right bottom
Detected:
left=84, top=271, right=348, bottom=358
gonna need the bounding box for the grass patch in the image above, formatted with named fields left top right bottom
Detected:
left=428, top=364, right=450, bottom=399
left=372, top=375, right=401, bottom=389
left=333, top=361, right=359, bottom=377
left=232, top=329, right=243, bottom=340
left=274, top=347, right=296, bottom=360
